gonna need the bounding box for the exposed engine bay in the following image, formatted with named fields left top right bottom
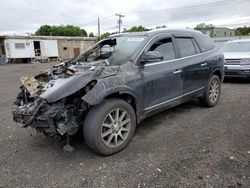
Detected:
left=12, top=38, right=120, bottom=138
left=13, top=61, right=119, bottom=137
left=11, top=35, right=146, bottom=153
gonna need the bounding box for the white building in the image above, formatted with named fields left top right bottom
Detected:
left=0, top=35, right=96, bottom=64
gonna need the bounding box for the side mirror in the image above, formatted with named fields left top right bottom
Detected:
left=140, top=51, right=164, bottom=64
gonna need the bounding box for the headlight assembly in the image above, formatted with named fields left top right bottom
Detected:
left=240, top=59, right=250, bottom=65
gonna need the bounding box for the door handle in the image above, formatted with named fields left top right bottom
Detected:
left=201, top=63, right=207, bottom=67
left=173, top=70, right=182, bottom=74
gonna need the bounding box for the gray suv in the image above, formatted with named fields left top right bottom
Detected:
left=221, top=39, right=250, bottom=78
left=12, top=29, right=224, bottom=155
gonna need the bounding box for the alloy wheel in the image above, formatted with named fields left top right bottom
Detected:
left=101, top=108, right=131, bottom=147
left=209, top=79, right=220, bottom=103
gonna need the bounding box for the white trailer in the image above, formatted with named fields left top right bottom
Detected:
left=0, top=35, right=96, bottom=64
left=4, top=39, right=59, bottom=61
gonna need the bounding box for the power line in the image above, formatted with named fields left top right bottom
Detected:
left=82, top=0, right=249, bottom=33
left=121, top=0, right=248, bottom=15
left=99, top=18, right=117, bottom=26
left=82, top=15, right=115, bottom=26
left=101, top=26, right=118, bottom=32
left=81, top=0, right=248, bottom=28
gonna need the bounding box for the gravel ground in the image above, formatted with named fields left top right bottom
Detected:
left=0, top=63, right=250, bottom=188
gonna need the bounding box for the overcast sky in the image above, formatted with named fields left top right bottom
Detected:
left=0, top=0, right=250, bottom=35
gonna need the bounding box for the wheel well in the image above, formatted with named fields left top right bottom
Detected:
left=213, top=70, right=222, bottom=80
left=105, top=92, right=137, bottom=116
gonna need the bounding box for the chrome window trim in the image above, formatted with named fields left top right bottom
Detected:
left=133, top=32, right=216, bottom=67
left=133, top=33, right=173, bottom=67
left=144, top=87, right=205, bottom=111
left=143, top=49, right=216, bottom=67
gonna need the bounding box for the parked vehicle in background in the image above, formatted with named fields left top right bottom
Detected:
left=12, top=29, right=224, bottom=155
left=220, top=39, right=250, bottom=79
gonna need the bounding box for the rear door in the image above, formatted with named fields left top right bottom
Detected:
left=175, top=37, right=209, bottom=94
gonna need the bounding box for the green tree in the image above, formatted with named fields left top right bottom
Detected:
left=35, top=25, right=53, bottom=36
left=156, top=25, right=167, bottom=29
left=35, top=25, right=87, bottom=37
left=235, top=26, right=250, bottom=36
left=194, top=23, right=215, bottom=30
left=81, top=29, right=88, bottom=37
left=125, top=25, right=150, bottom=32
left=97, top=32, right=111, bottom=41
left=89, top=32, right=95, bottom=37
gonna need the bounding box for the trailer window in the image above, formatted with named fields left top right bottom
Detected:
left=15, top=43, right=25, bottom=49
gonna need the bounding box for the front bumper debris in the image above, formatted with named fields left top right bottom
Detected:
left=12, top=95, right=81, bottom=137
left=12, top=98, right=44, bottom=127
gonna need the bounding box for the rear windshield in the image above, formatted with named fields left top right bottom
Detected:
left=220, top=41, right=250, bottom=52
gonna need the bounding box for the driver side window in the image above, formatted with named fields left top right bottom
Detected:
left=149, top=38, right=175, bottom=61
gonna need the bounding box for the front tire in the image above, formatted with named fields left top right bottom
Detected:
left=84, top=99, right=136, bottom=155
left=199, top=75, right=221, bottom=107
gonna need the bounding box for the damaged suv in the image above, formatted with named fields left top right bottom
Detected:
left=12, top=29, right=224, bottom=155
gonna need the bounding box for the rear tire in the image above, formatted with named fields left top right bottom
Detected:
left=84, top=99, right=136, bottom=155
left=199, top=75, right=221, bottom=107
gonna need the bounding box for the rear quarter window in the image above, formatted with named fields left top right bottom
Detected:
left=194, top=34, right=215, bottom=52
left=175, top=38, right=196, bottom=57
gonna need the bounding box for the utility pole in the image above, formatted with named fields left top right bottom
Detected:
left=97, top=17, right=100, bottom=38
left=115, top=14, right=125, bottom=33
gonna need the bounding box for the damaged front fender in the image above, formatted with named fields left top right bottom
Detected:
left=39, top=65, right=119, bottom=103
left=81, top=77, right=138, bottom=106
left=40, top=72, right=94, bottom=103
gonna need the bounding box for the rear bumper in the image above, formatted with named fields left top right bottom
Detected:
left=224, top=65, right=250, bottom=78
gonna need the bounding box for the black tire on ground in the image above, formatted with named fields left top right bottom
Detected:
left=199, top=74, right=221, bottom=107
left=84, top=99, right=136, bottom=155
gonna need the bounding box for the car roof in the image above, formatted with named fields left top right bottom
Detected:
left=110, top=28, right=203, bottom=38
left=226, top=39, right=250, bottom=43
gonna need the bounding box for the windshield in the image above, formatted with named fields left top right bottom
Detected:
left=220, top=41, right=250, bottom=52
left=73, top=35, right=146, bottom=65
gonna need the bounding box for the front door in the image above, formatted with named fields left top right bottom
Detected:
left=140, top=35, right=183, bottom=112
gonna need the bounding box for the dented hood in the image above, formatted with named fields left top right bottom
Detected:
left=21, top=62, right=119, bottom=103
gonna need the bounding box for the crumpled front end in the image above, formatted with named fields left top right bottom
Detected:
left=12, top=87, right=83, bottom=137
left=12, top=97, right=44, bottom=127
left=12, top=61, right=119, bottom=137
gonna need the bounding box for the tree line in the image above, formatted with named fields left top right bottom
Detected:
left=35, top=25, right=88, bottom=37
left=35, top=24, right=250, bottom=39
left=194, top=23, right=250, bottom=36
left=35, top=25, right=166, bottom=39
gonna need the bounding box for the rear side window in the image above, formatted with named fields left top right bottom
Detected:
left=175, top=38, right=196, bottom=57
left=192, top=39, right=201, bottom=53
left=149, top=38, right=175, bottom=61
left=194, top=34, right=215, bottom=52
